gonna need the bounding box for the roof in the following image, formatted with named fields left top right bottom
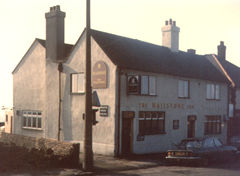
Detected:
left=217, top=57, right=240, bottom=88
left=91, top=29, right=228, bottom=83
left=12, top=38, right=73, bottom=74
left=36, top=39, right=73, bottom=59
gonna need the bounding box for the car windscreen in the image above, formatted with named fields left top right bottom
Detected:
left=186, top=141, right=202, bottom=149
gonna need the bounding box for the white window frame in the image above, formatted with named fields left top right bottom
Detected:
left=206, top=83, right=220, bottom=100
left=140, top=75, right=156, bottom=96
left=22, top=110, right=42, bottom=129
left=71, top=73, right=85, bottom=93
left=178, top=80, right=189, bottom=98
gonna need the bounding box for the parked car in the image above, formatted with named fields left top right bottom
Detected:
left=166, top=137, right=237, bottom=165
left=230, top=136, right=240, bottom=156
left=230, top=136, right=240, bottom=150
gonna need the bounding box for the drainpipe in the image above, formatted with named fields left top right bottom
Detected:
left=116, top=67, right=121, bottom=157
left=58, top=63, right=63, bottom=141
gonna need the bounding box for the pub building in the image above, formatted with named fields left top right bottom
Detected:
left=12, top=6, right=235, bottom=156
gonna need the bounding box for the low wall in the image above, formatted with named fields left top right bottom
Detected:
left=0, top=132, right=80, bottom=168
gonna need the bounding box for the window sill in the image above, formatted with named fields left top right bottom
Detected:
left=71, top=92, right=85, bottom=95
left=22, top=127, right=43, bottom=131
left=140, top=132, right=166, bottom=136
left=178, top=97, right=190, bottom=99
left=206, top=99, right=221, bottom=101
left=127, top=93, right=157, bottom=97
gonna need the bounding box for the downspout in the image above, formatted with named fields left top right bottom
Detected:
left=58, top=63, right=63, bottom=141
left=227, top=84, right=230, bottom=143
left=116, top=67, right=121, bottom=157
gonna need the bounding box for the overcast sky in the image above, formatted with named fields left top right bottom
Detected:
left=0, top=0, right=240, bottom=108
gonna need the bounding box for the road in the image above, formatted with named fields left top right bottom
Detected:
left=4, top=162, right=238, bottom=176
left=96, top=165, right=240, bottom=176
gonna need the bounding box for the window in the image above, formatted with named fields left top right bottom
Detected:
left=127, top=75, right=156, bottom=95
left=139, top=111, right=165, bottom=135
left=178, top=80, right=189, bottom=98
left=204, top=116, right=221, bottom=135
left=206, top=83, right=220, bottom=100
left=173, top=120, right=179, bottom=129
left=22, top=110, right=42, bottom=129
left=71, top=73, right=84, bottom=93
left=5, top=114, right=8, bottom=122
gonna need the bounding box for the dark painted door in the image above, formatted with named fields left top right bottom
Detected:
left=121, top=112, right=134, bottom=156
left=187, top=115, right=196, bottom=138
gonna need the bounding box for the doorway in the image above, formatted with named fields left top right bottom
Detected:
left=121, top=111, right=134, bottom=156
left=187, top=115, right=196, bottom=138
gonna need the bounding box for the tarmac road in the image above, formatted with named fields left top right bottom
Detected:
left=2, top=154, right=240, bottom=176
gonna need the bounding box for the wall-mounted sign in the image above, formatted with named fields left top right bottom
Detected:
left=138, top=102, right=194, bottom=110
left=100, top=105, right=108, bottom=117
left=92, top=61, right=108, bottom=89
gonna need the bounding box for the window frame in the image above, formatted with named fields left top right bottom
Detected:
left=178, top=80, right=190, bottom=98
left=204, top=115, right=221, bottom=135
left=71, top=72, right=85, bottom=94
left=206, top=83, right=220, bottom=100
left=22, top=110, right=42, bottom=130
left=138, top=111, right=165, bottom=135
left=173, top=120, right=180, bottom=130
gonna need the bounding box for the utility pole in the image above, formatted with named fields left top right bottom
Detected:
left=83, top=0, right=93, bottom=171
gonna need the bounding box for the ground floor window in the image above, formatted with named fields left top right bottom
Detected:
left=204, top=115, right=221, bottom=135
left=22, top=110, right=42, bottom=129
left=139, top=111, right=165, bottom=135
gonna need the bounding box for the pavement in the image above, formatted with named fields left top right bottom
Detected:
left=0, top=153, right=166, bottom=176
left=93, top=153, right=165, bottom=173
left=41, top=153, right=166, bottom=176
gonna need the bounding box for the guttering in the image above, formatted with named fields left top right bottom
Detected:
left=57, top=63, right=63, bottom=141
left=212, top=54, right=235, bottom=87
left=116, top=67, right=121, bottom=157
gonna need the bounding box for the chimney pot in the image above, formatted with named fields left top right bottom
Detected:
left=165, top=20, right=168, bottom=25
left=169, top=18, right=172, bottom=25
left=173, top=21, right=176, bottom=26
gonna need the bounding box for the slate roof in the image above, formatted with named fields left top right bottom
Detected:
left=91, top=29, right=228, bottom=83
left=217, top=57, right=240, bottom=88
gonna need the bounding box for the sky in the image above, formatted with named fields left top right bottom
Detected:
left=0, top=0, right=240, bottom=109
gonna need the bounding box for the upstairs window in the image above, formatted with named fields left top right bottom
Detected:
left=71, top=73, right=85, bottom=93
left=127, top=75, right=156, bottom=96
left=178, top=80, right=189, bottom=98
left=206, top=83, right=220, bottom=100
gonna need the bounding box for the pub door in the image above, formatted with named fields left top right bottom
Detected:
left=121, top=111, right=134, bottom=156
left=187, top=115, right=196, bottom=138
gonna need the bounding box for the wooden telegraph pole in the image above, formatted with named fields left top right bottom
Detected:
left=83, top=0, right=93, bottom=171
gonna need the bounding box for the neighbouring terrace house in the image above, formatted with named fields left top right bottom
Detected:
left=12, top=6, right=231, bottom=156
left=206, top=41, right=240, bottom=140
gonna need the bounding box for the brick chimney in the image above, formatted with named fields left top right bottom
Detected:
left=45, top=5, right=65, bottom=62
left=217, top=41, right=226, bottom=60
left=161, top=19, right=180, bottom=52
left=187, top=49, right=196, bottom=54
